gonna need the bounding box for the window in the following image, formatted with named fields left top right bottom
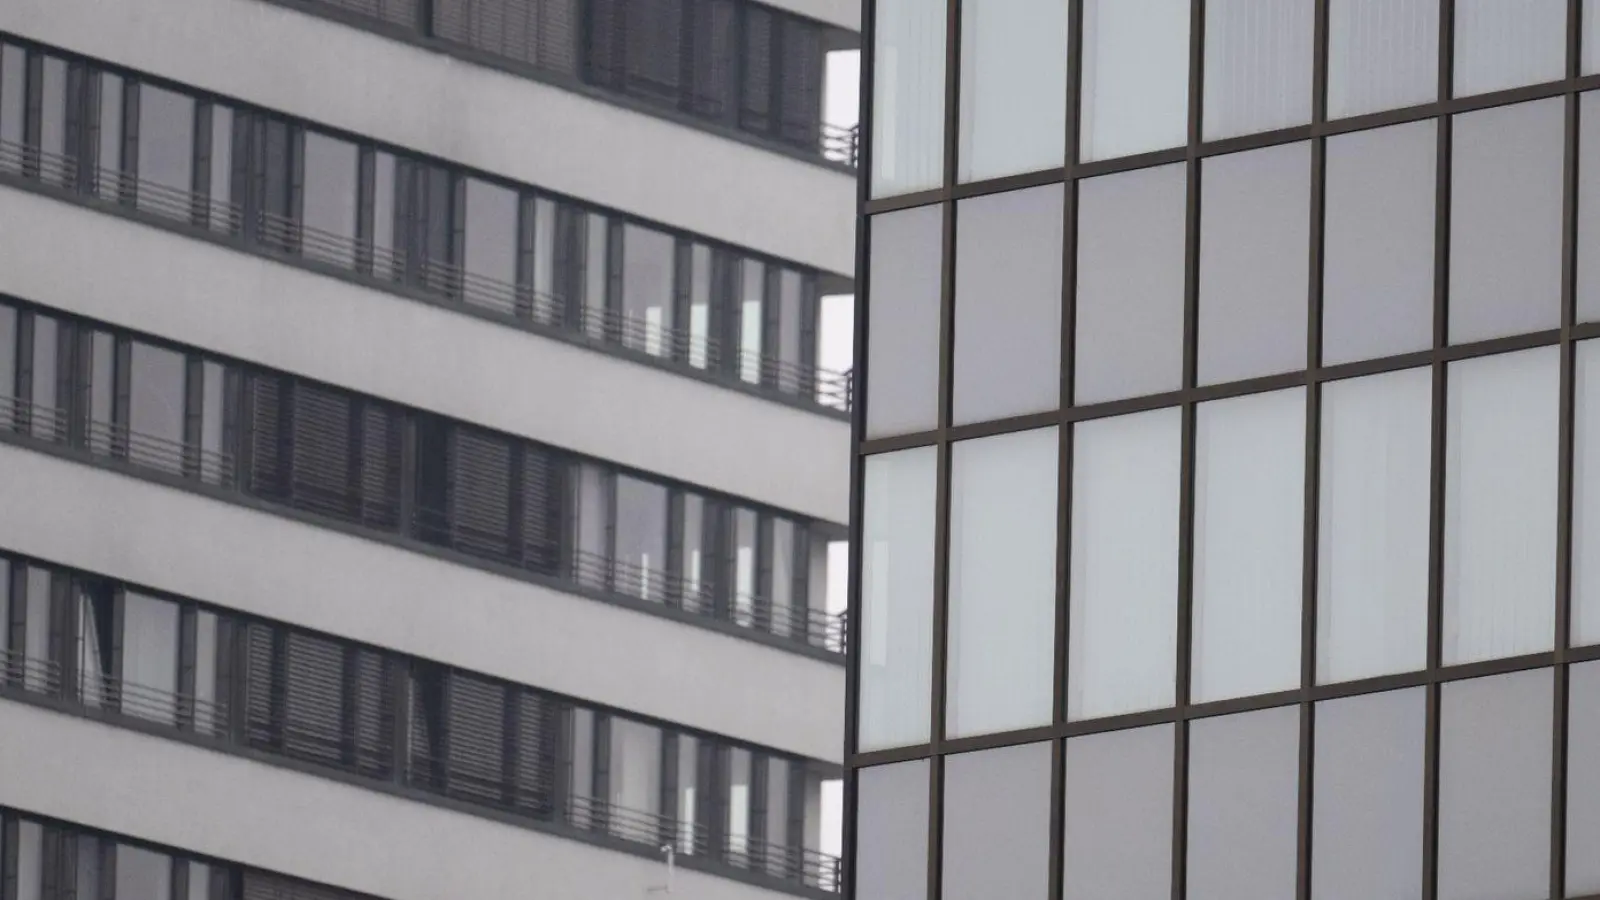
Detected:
left=1327, top=0, right=1439, bottom=118
left=115, top=843, right=174, bottom=900
left=1186, top=705, right=1300, bottom=900
left=957, top=0, right=1067, bottom=182
left=614, top=474, right=668, bottom=601
left=38, top=56, right=68, bottom=186
left=127, top=341, right=188, bottom=474
left=1062, top=724, right=1173, bottom=900
left=728, top=747, right=752, bottom=862
left=462, top=177, right=519, bottom=310
left=1454, top=0, right=1566, bottom=97
left=675, top=733, right=700, bottom=854
left=574, top=463, right=610, bottom=589
left=871, top=0, right=946, bottom=197
left=769, top=517, right=798, bottom=637
left=1580, top=341, right=1600, bottom=646
left=621, top=224, right=675, bottom=358
left=677, top=492, right=710, bottom=611
left=941, top=743, right=1051, bottom=900
left=738, top=259, right=764, bottom=384
left=856, top=760, right=928, bottom=900
left=0, top=303, right=15, bottom=429
left=609, top=718, right=662, bottom=834
left=865, top=206, right=942, bottom=438
left=1571, top=661, right=1600, bottom=896
left=771, top=269, right=806, bottom=394
left=122, top=590, right=180, bottom=725
left=23, top=566, right=53, bottom=693
left=300, top=131, right=360, bottom=268
left=30, top=314, right=60, bottom=442
left=1202, top=0, right=1314, bottom=140
left=0, top=44, right=24, bottom=176
left=731, top=507, right=759, bottom=627
left=136, top=84, right=196, bottom=215
left=99, top=73, right=125, bottom=201
left=1080, top=0, right=1189, bottom=161
left=77, top=580, right=115, bottom=710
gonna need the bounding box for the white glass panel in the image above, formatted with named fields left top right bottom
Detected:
left=872, top=0, right=946, bottom=197
left=1080, top=0, right=1189, bottom=161
left=958, top=0, right=1067, bottom=181
left=1444, top=347, right=1559, bottom=664
left=1454, top=0, right=1566, bottom=97
left=1192, top=388, right=1305, bottom=703
left=1327, top=0, right=1440, bottom=118
left=1203, top=0, right=1314, bottom=140
left=740, top=260, right=764, bottom=384
left=1578, top=341, right=1600, bottom=646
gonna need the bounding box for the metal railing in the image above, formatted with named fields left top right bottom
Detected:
left=0, top=648, right=232, bottom=737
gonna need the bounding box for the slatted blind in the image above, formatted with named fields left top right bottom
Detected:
left=519, top=447, right=565, bottom=575
left=288, top=382, right=356, bottom=520
left=686, top=0, right=737, bottom=118
left=740, top=5, right=774, bottom=132
left=245, top=374, right=287, bottom=500
left=432, top=0, right=580, bottom=75
left=623, top=0, right=687, bottom=102
left=450, top=426, right=514, bottom=561
left=776, top=17, right=823, bottom=146
left=243, top=871, right=362, bottom=900
left=356, top=403, right=403, bottom=530
left=445, top=672, right=507, bottom=804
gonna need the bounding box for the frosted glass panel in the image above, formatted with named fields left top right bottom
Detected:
left=866, top=206, right=943, bottom=439
left=1079, top=0, right=1190, bottom=161
left=1438, top=669, right=1553, bottom=900
left=857, top=760, right=929, bottom=900
left=946, top=428, right=1058, bottom=738
left=1075, top=163, right=1187, bottom=404
left=859, top=447, right=937, bottom=751
left=942, top=743, right=1052, bottom=900
left=1187, top=706, right=1300, bottom=900
left=1581, top=93, right=1600, bottom=324
left=1443, top=347, right=1559, bottom=665
left=1312, top=688, right=1426, bottom=900
left=1203, top=0, right=1314, bottom=140
left=1571, top=661, right=1600, bottom=896
left=1590, top=0, right=1600, bottom=74
left=1450, top=99, right=1564, bottom=344
left=958, top=0, right=1067, bottom=181
left=1069, top=408, right=1180, bottom=719
left=1062, top=724, right=1173, bottom=900
left=1192, top=389, right=1305, bottom=703
left=1454, top=0, right=1566, bottom=97
left=1578, top=341, right=1600, bottom=645
left=872, top=0, right=946, bottom=197
left=1327, top=0, right=1440, bottom=118
left=1318, top=368, right=1432, bottom=683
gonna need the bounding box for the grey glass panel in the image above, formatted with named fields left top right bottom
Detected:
left=1579, top=341, right=1600, bottom=645
left=1328, top=0, right=1440, bottom=118
left=1450, top=99, right=1564, bottom=344
left=859, top=447, right=937, bottom=751
left=39, top=57, right=66, bottom=182
left=1062, top=724, right=1173, bottom=900
left=1571, top=661, right=1600, bottom=895
left=0, top=559, right=8, bottom=654
left=1312, top=687, right=1426, bottom=900
left=1198, top=141, right=1310, bottom=385
left=765, top=756, right=791, bottom=875
left=122, top=590, right=180, bottom=724
left=776, top=270, right=805, bottom=394
left=533, top=198, right=558, bottom=322
left=25, top=567, right=51, bottom=692
left=194, top=610, right=219, bottom=735
left=462, top=177, right=520, bottom=307
left=115, top=844, right=173, bottom=900
left=958, top=0, right=1067, bottom=181
left=575, top=463, right=609, bottom=589
left=1318, top=368, right=1432, bottom=683
left=1589, top=0, right=1600, bottom=74
left=584, top=213, right=609, bottom=340
left=1322, top=120, right=1436, bottom=365
left=200, top=361, right=224, bottom=484
left=186, top=863, right=214, bottom=900
left=1203, top=0, right=1314, bottom=140
left=1187, top=705, right=1300, bottom=900
left=728, top=748, right=752, bottom=861
left=1069, top=407, right=1181, bottom=720
left=1444, top=347, right=1559, bottom=664
left=952, top=184, right=1063, bottom=424
left=99, top=73, right=124, bottom=200
left=871, top=0, right=946, bottom=197
left=1192, top=388, right=1305, bottom=703
left=1438, top=669, right=1552, bottom=900
left=373, top=151, right=398, bottom=280
left=0, top=45, right=23, bottom=175
left=207, top=104, right=232, bottom=222
left=16, top=820, right=42, bottom=900
left=1075, top=163, right=1186, bottom=403
left=609, top=717, right=662, bottom=821
left=1080, top=0, right=1189, bottom=162
left=740, top=259, right=764, bottom=384
left=0, top=304, right=14, bottom=429
left=1579, top=92, right=1600, bottom=324
left=856, top=759, right=929, bottom=900
left=76, top=836, right=100, bottom=900
left=678, top=493, right=708, bottom=610
left=942, top=742, right=1051, bottom=900
left=137, top=84, right=195, bottom=210
left=89, top=332, right=114, bottom=455
left=570, top=707, right=596, bottom=826
left=301, top=132, right=359, bottom=268
left=31, top=316, right=58, bottom=441
left=770, top=517, right=797, bottom=637
left=1454, top=0, right=1565, bottom=97
left=946, top=427, right=1057, bottom=738
left=614, top=475, right=667, bottom=600
left=866, top=206, right=942, bottom=439
left=675, top=734, right=699, bottom=854
left=688, top=243, right=713, bottom=369
left=128, top=341, right=188, bottom=474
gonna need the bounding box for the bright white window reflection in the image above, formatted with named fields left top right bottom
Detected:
left=1454, top=0, right=1566, bottom=98
left=1318, top=369, right=1432, bottom=683
left=1080, top=0, right=1190, bottom=161
left=1192, top=388, right=1305, bottom=703
left=958, top=0, right=1067, bottom=181
left=872, top=0, right=947, bottom=197
left=1444, top=347, right=1559, bottom=665
left=947, top=428, right=1058, bottom=738
left=1069, top=408, right=1180, bottom=720
left=1574, top=341, right=1600, bottom=646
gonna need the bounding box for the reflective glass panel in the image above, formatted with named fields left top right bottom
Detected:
left=1187, top=705, right=1300, bottom=900
left=871, top=0, right=946, bottom=197
left=866, top=206, right=943, bottom=439
left=856, top=759, right=929, bottom=900
left=1454, top=0, right=1566, bottom=97
left=1080, top=0, right=1189, bottom=161
left=1062, top=724, right=1173, bottom=900
left=958, top=0, right=1067, bottom=181
left=1327, top=0, right=1440, bottom=118
left=1578, top=341, right=1600, bottom=645
left=942, top=742, right=1051, bottom=900
left=1203, top=0, right=1314, bottom=140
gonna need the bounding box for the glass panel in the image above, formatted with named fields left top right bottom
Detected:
left=609, top=718, right=662, bottom=826
left=372, top=151, right=398, bottom=280
left=99, top=73, right=124, bottom=201
left=856, top=759, right=929, bottom=900
left=584, top=213, right=609, bottom=340
left=1318, top=368, right=1432, bottom=683
left=1454, top=0, right=1566, bottom=98
left=207, top=104, right=233, bottom=224
left=114, top=844, right=173, bottom=900
left=945, top=427, right=1057, bottom=738
left=1327, top=0, right=1440, bottom=118
left=1074, top=162, right=1186, bottom=403
left=1444, top=347, right=1560, bottom=664
left=462, top=178, right=519, bottom=306
left=1202, top=0, right=1314, bottom=140
left=31, top=315, right=58, bottom=441
left=1569, top=661, right=1600, bottom=895
left=128, top=341, right=188, bottom=475
left=1080, top=0, right=1189, bottom=161
left=1438, top=669, right=1553, bottom=900
left=39, top=57, right=67, bottom=185
left=1198, top=140, right=1311, bottom=385
left=941, top=742, right=1051, bottom=900
left=775, top=270, right=804, bottom=394
left=0, top=45, right=24, bottom=175
left=740, top=259, right=764, bottom=384
left=765, top=757, right=791, bottom=876
left=732, top=508, right=759, bottom=627
left=575, top=463, right=609, bottom=590
left=675, top=734, right=699, bottom=854
left=122, top=590, right=180, bottom=724
left=614, top=475, right=668, bottom=602
left=621, top=226, right=676, bottom=358
left=0, top=304, right=14, bottom=429
left=728, top=748, right=752, bottom=864
left=1062, top=724, right=1173, bottom=900
left=1069, top=408, right=1180, bottom=720
left=871, top=0, right=946, bottom=198
left=300, top=132, right=359, bottom=268
left=678, top=493, right=708, bottom=611
left=25, top=567, right=52, bottom=692
left=1312, top=687, right=1426, bottom=900
left=858, top=446, right=937, bottom=752
left=533, top=198, right=557, bottom=322
left=688, top=243, right=713, bottom=369
left=952, top=184, right=1063, bottom=424
left=1192, top=388, right=1305, bottom=703
left=1590, top=0, right=1600, bottom=74
left=186, top=862, right=214, bottom=900
left=89, top=331, right=114, bottom=455
left=865, top=206, right=942, bottom=438
left=770, top=518, right=796, bottom=637
left=1580, top=341, right=1600, bottom=645
left=1186, top=705, right=1300, bottom=900
left=136, top=84, right=195, bottom=214
left=200, top=361, right=225, bottom=484
left=76, top=835, right=100, bottom=900
left=1450, top=98, right=1564, bottom=344
left=957, top=0, right=1067, bottom=181
left=16, top=820, right=42, bottom=900
left=1322, top=120, right=1437, bottom=365
left=194, top=610, right=219, bottom=735
left=78, top=584, right=111, bottom=710
left=0, top=558, right=8, bottom=658
left=571, top=706, right=596, bottom=827
left=1581, top=91, right=1600, bottom=324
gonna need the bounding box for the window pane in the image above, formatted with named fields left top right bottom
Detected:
left=866, top=206, right=943, bottom=439
left=687, top=243, right=713, bottom=369
left=609, top=718, right=662, bottom=821
left=1312, top=687, right=1426, bottom=900
left=115, top=844, right=173, bottom=900
left=614, top=475, right=668, bottom=602
left=122, top=590, right=180, bottom=725
left=1571, top=660, right=1600, bottom=895
left=1450, top=98, right=1564, bottom=344
left=31, top=315, right=59, bottom=441
left=1590, top=0, right=1600, bottom=74
left=1074, top=163, right=1186, bottom=403
left=1187, top=705, right=1300, bottom=900
left=728, top=747, right=751, bottom=862
left=1318, top=368, right=1432, bottom=683
left=207, top=104, right=232, bottom=222
left=1198, top=141, right=1310, bottom=385
left=856, top=759, right=929, bottom=900
left=769, top=517, right=797, bottom=637
left=1322, top=120, right=1436, bottom=365
left=39, top=57, right=66, bottom=184
left=740, top=259, right=764, bottom=384
left=1579, top=341, right=1600, bottom=646
left=128, top=341, right=189, bottom=475
left=571, top=707, right=596, bottom=825
left=732, top=507, right=759, bottom=626
left=89, top=332, right=114, bottom=456
left=194, top=610, right=219, bottom=735
left=1454, top=0, right=1565, bottom=98
left=946, top=427, right=1057, bottom=738
left=1069, top=408, right=1180, bottom=719
left=373, top=151, right=398, bottom=280
left=0, top=45, right=23, bottom=176
left=1062, top=723, right=1173, bottom=900
left=1444, top=347, right=1559, bottom=664
left=1438, top=669, right=1553, bottom=900
left=574, top=463, right=609, bottom=589
left=1327, top=0, right=1440, bottom=118
left=1202, top=0, right=1314, bottom=141
left=137, top=84, right=195, bottom=212
left=858, top=447, right=937, bottom=752
left=675, top=734, right=699, bottom=854
left=301, top=132, right=359, bottom=268
left=99, top=73, right=125, bottom=201
left=775, top=270, right=805, bottom=395
left=0, top=303, right=14, bottom=429
left=621, top=225, right=675, bottom=358
left=942, top=742, right=1051, bottom=900
left=1193, top=388, right=1305, bottom=703
left=25, top=567, right=52, bottom=692
left=1080, top=0, right=1189, bottom=161
left=16, top=820, right=42, bottom=900
left=871, top=0, right=946, bottom=197
left=1578, top=92, right=1600, bottom=324
left=958, top=0, right=1067, bottom=181
left=952, top=184, right=1063, bottom=424
left=200, top=361, right=225, bottom=484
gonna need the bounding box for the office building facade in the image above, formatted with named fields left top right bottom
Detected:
left=847, top=2, right=1600, bottom=899
left=0, top=0, right=857, bottom=898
